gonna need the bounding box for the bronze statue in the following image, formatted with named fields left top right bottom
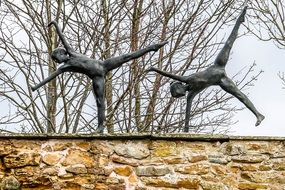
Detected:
left=31, top=21, right=167, bottom=133
left=147, top=6, right=264, bottom=132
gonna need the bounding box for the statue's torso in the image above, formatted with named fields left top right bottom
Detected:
left=188, top=65, right=226, bottom=89
left=62, top=54, right=105, bottom=78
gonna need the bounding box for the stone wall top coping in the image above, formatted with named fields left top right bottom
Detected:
left=0, top=133, right=284, bottom=141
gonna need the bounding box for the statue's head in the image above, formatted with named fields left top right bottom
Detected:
left=170, top=81, right=187, bottom=98
left=51, top=47, right=69, bottom=63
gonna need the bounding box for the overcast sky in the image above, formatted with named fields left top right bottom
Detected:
left=226, top=34, right=285, bottom=136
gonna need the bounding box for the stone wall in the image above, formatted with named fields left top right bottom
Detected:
left=0, top=134, right=284, bottom=190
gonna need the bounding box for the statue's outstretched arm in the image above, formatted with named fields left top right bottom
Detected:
left=31, top=69, right=63, bottom=91
left=103, top=41, right=167, bottom=72
left=48, top=21, right=74, bottom=54
left=147, top=67, right=188, bottom=83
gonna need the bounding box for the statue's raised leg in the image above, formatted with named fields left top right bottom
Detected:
left=214, top=6, right=247, bottom=66
left=219, top=77, right=264, bottom=126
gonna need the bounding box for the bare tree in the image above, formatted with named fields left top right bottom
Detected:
left=0, top=0, right=261, bottom=134
left=248, top=0, right=285, bottom=48
left=248, top=0, right=285, bottom=88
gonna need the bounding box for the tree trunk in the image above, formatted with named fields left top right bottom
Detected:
left=46, top=0, right=57, bottom=133
left=102, top=0, right=114, bottom=133
left=143, top=2, right=172, bottom=131
left=130, top=0, right=144, bottom=131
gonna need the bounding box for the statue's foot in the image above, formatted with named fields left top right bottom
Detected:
left=238, top=6, right=247, bottom=23
left=255, top=114, right=265, bottom=126
left=183, top=126, right=189, bottom=133
left=96, top=125, right=104, bottom=134
left=151, top=41, right=168, bottom=51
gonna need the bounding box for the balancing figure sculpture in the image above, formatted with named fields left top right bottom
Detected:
left=31, top=21, right=167, bottom=133
left=147, top=6, right=264, bottom=132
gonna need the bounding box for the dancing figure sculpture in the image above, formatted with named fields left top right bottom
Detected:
left=31, top=21, right=167, bottom=133
left=147, top=6, right=264, bottom=132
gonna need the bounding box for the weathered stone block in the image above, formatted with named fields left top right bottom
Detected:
left=52, top=141, right=73, bottom=151
left=183, top=142, right=207, bottom=151
left=246, top=142, right=269, bottom=153
left=111, top=155, right=140, bottom=166
left=211, top=165, right=227, bottom=175
left=135, top=187, right=147, bottom=190
left=66, top=164, right=88, bottom=174
left=107, top=184, right=126, bottom=190
left=73, top=141, right=91, bottom=151
left=13, top=166, right=51, bottom=188
left=91, top=141, right=114, bottom=155
left=241, top=172, right=266, bottom=183
left=0, top=176, right=21, bottom=190
left=267, top=172, right=285, bottom=184
left=201, top=174, right=220, bottom=183
left=271, top=158, right=285, bottom=171
left=259, top=163, right=272, bottom=171
left=232, top=154, right=268, bottom=163
left=114, top=142, right=150, bottom=159
left=12, top=140, right=42, bottom=151
left=42, top=153, right=63, bottom=166
left=58, top=172, right=73, bottom=178
left=4, top=153, right=40, bottom=168
left=106, top=177, right=124, bottom=184
left=81, top=184, right=95, bottom=190
left=177, top=178, right=200, bottom=189
left=140, top=177, right=176, bottom=188
left=163, top=156, right=186, bottom=164
left=62, top=149, right=95, bottom=168
left=201, top=181, right=226, bottom=190
left=241, top=171, right=285, bottom=184
left=73, top=176, right=95, bottom=185
left=238, top=182, right=268, bottom=189
left=14, top=166, right=40, bottom=179
left=95, top=183, right=108, bottom=190
left=136, top=166, right=171, bottom=176
left=222, top=142, right=245, bottom=156
left=189, top=155, right=208, bottom=163
left=0, top=141, right=14, bottom=156
left=114, top=166, right=133, bottom=176
left=42, top=167, right=58, bottom=176
left=140, top=157, right=164, bottom=166
left=151, top=141, right=177, bottom=157
left=235, top=164, right=259, bottom=171
left=175, top=164, right=210, bottom=175
left=128, top=173, right=138, bottom=184
left=208, top=154, right=230, bottom=164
